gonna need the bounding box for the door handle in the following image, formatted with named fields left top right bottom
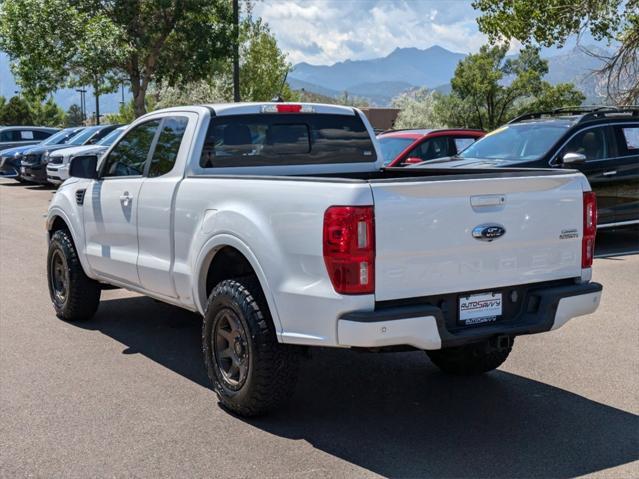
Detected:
left=119, top=192, right=133, bottom=206
left=602, top=170, right=617, bottom=176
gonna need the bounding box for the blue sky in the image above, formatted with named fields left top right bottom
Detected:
left=252, top=0, right=601, bottom=65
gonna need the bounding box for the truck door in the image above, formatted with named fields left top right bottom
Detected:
left=558, top=126, right=618, bottom=225
left=136, top=115, right=191, bottom=298
left=612, top=124, right=639, bottom=224
left=83, top=120, right=161, bottom=285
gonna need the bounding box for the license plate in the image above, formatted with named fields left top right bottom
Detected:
left=459, top=292, right=502, bottom=325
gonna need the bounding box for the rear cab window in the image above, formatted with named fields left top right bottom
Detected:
left=200, top=113, right=376, bottom=168
left=618, top=125, right=639, bottom=155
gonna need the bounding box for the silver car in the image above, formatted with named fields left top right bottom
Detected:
left=0, top=126, right=59, bottom=150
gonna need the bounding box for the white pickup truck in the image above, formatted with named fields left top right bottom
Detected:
left=46, top=103, right=602, bottom=416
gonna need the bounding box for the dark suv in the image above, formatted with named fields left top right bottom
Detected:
left=415, top=107, right=639, bottom=228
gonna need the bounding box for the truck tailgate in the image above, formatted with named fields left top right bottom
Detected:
left=371, top=173, right=586, bottom=301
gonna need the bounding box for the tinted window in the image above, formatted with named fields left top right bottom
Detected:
left=453, top=137, right=476, bottom=153
left=33, top=130, right=53, bottom=140
left=42, top=128, right=83, bottom=145
left=0, top=131, right=10, bottom=142
left=378, top=137, right=414, bottom=165
left=460, top=124, right=569, bottom=161
left=148, top=117, right=188, bottom=177
left=97, top=128, right=125, bottom=146
left=563, top=127, right=608, bottom=161
left=200, top=113, right=376, bottom=167
left=408, top=137, right=450, bottom=162
left=101, top=121, right=160, bottom=177
left=620, top=126, right=639, bottom=154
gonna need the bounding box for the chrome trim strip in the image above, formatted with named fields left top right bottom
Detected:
left=597, top=220, right=639, bottom=229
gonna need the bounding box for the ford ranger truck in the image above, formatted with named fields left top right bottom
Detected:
left=46, top=103, right=602, bottom=417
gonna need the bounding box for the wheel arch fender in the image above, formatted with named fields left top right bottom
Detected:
left=46, top=206, right=94, bottom=278
left=193, top=233, right=283, bottom=333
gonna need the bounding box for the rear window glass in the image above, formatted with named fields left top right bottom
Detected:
left=200, top=113, right=376, bottom=167
left=621, top=126, right=639, bottom=152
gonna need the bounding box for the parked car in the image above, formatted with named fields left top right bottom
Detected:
left=0, top=127, right=85, bottom=181
left=0, top=126, right=59, bottom=151
left=47, top=103, right=601, bottom=416
left=47, top=125, right=127, bottom=185
left=21, top=124, right=120, bottom=184
left=377, top=128, right=485, bottom=166
left=412, top=107, right=639, bottom=229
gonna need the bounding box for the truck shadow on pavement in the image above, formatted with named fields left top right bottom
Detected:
left=84, top=296, right=639, bottom=479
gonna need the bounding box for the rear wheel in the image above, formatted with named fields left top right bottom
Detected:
left=202, top=278, right=299, bottom=417
left=47, top=229, right=101, bottom=321
left=426, top=337, right=514, bottom=375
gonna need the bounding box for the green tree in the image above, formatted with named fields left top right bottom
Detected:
left=434, top=45, right=584, bottom=130
left=0, top=0, right=232, bottom=118
left=0, top=96, right=34, bottom=125
left=239, top=18, right=297, bottom=101
left=473, top=0, right=639, bottom=104
left=0, top=0, right=124, bottom=113
left=392, top=88, right=446, bottom=129
left=30, top=97, right=65, bottom=127
left=103, top=99, right=139, bottom=125
left=149, top=15, right=299, bottom=109
left=65, top=104, right=84, bottom=127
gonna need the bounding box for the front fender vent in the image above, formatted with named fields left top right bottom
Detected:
left=75, top=188, right=86, bottom=205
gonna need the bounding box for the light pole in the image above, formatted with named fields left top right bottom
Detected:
left=75, top=89, right=87, bottom=123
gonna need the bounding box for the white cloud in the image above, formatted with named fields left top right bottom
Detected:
left=252, top=0, right=488, bottom=65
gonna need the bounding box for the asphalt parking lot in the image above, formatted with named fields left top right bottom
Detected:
left=1, top=180, right=638, bottom=478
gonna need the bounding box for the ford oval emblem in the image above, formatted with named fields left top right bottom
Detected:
left=472, top=223, right=506, bottom=242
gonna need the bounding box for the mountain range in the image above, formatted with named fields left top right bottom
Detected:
left=1, top=45, right=608, bottom=113
left=287, top=45, right=609, bottom=106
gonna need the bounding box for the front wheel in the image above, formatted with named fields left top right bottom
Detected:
left=426, top=337, right=514, bottom=375
left=202, top=278, right=299, bottom=417
left=47, top=229, right=101, bottom=321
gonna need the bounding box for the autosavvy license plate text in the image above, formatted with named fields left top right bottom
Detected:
left=459, top=292, right=502, bottom=325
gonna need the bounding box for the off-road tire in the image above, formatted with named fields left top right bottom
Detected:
left=202, top=278, right=299, bottom=417
left=426, top=338, right=514, bottom=375
left=47, top=229, right=101, bottom=321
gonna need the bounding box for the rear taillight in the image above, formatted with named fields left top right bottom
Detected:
left=323, top=206, right=375, bottom=294
left=582, top=191, right=597, bottom=268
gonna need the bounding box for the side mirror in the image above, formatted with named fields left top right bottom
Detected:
left=561, top=152, right=586, bottom=165
left=69, top=155, right=99, bottom=180
left=403, top=156, right=424, bottom=165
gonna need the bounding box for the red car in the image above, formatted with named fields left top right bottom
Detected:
left=377, top=128, right=485, bottom=167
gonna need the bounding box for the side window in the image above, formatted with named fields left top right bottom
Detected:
left=618, top=126, right=639, bottom=156
left=453, top=137, right=476, bottom=154
left=148, top=117, right=188, bottom=177
left=0, top=131, right=11, bottom=142
left=407, top=137, right=450, bottom=162
left=562, top=127, right=608, bottom=161
left=101, top=120, right=160, bottom=178
left=33, top=130, right=52, bottom=140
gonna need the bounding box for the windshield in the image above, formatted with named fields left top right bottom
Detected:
left=378, top=137, right=414, bottom=165
left=42, top=128, right=82, bottom=146
left=459, top=124, right=569, bottom=161
left=68, top=127, right=101, bottom=146
left=98, top=127, right=126, bottom=146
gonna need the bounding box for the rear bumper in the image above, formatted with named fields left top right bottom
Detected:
left=337, top=281, right=602, bottom=350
